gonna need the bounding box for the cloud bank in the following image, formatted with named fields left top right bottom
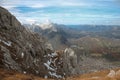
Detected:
left=1, top=0, right=120, bottom=25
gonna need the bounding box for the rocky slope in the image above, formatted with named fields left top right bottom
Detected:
left=0, top=6, right=48, bottom=77
left=0, top=6, right=82, bottom=79
left=0, top=6, right=67, bottom=79
left=1, top=6, right=120, bottom=80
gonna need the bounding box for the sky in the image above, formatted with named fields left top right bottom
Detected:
left=0, top=0, right=120, bottom=25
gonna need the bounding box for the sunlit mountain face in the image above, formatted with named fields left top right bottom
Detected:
left=1, top=0, right=120, bottom=25
left=1, top=0, right=120, bottom=80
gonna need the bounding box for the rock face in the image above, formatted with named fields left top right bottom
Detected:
left=0, top=6, right=55, bottom=77
left=63, top=48, right=79, bottom=76
left=107, top=70, right=116, bottom=78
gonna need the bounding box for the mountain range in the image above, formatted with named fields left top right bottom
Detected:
left=0, top=6, right=120, bottom=80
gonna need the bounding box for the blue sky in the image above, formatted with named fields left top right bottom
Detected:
left=0, top=0, right=120, bottom=25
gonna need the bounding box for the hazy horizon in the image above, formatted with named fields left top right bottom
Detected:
left=1, top=0, right=120, bottom=25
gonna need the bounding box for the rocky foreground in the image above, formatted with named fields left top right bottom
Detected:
left=0, top=6, right=80, bottom=79
left=1, top=68, right=120, bottom=80
left=67, top=68, right=120, bottom=80
left=0, top=68, right=48, bottom=80
left=1, top=5, right=120, bottom=80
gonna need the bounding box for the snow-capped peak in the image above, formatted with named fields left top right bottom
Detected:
left=39, top=20, right=57, bottom=32
left=27, top=20, right=57, bottom=32
left=39, top=20, right=54, bottom=30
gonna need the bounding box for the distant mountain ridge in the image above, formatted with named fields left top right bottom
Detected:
left=24, top=22, right=70, bottom=50
left=24, top=21, right=120, bottom=51
left=24, top=20, right=120, bottom=75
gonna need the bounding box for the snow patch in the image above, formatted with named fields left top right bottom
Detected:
left=35, top=70, right=39, bottom=74
left=21, top=52, right=24, bottom=58
left=44, top=61, right=55, bottom=71
left=0, top=39, right=12, bottom=46
left=48, top=71, right=62, bottom=78
left=44, top=75, right=48, bottom=79
left=51, top=52, right=58, bottom=56
left=48, top=52, right=58, bottom=57
left=3, top=41, right=11, bottom=46
left=44, top=52, right=64, bottom=78
left=23, top=71, right=26, bottom=74
left=39, top=20, right=53, bottom=30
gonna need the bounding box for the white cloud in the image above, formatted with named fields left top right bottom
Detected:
left=1, top=0, right=48, bottom=9
left=1, top=0, right=120, bottom=25
left=1, top=0, right=117, bottom=9
left=6, top=6, right=119, bottom=24
left=1, top=0, right=94, bottom=10
left=59, top=2, right=91, bottom=7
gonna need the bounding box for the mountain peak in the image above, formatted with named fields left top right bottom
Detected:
left=40, top=20, right=54, bottom=30
left=31, top=20, right=57, bottom=32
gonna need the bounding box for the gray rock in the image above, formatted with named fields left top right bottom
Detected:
left=1, top=46, right=21, bottom=71
left=0, top=6, right=50, bottom=77
left=63, top=48, right=79, bottom=76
